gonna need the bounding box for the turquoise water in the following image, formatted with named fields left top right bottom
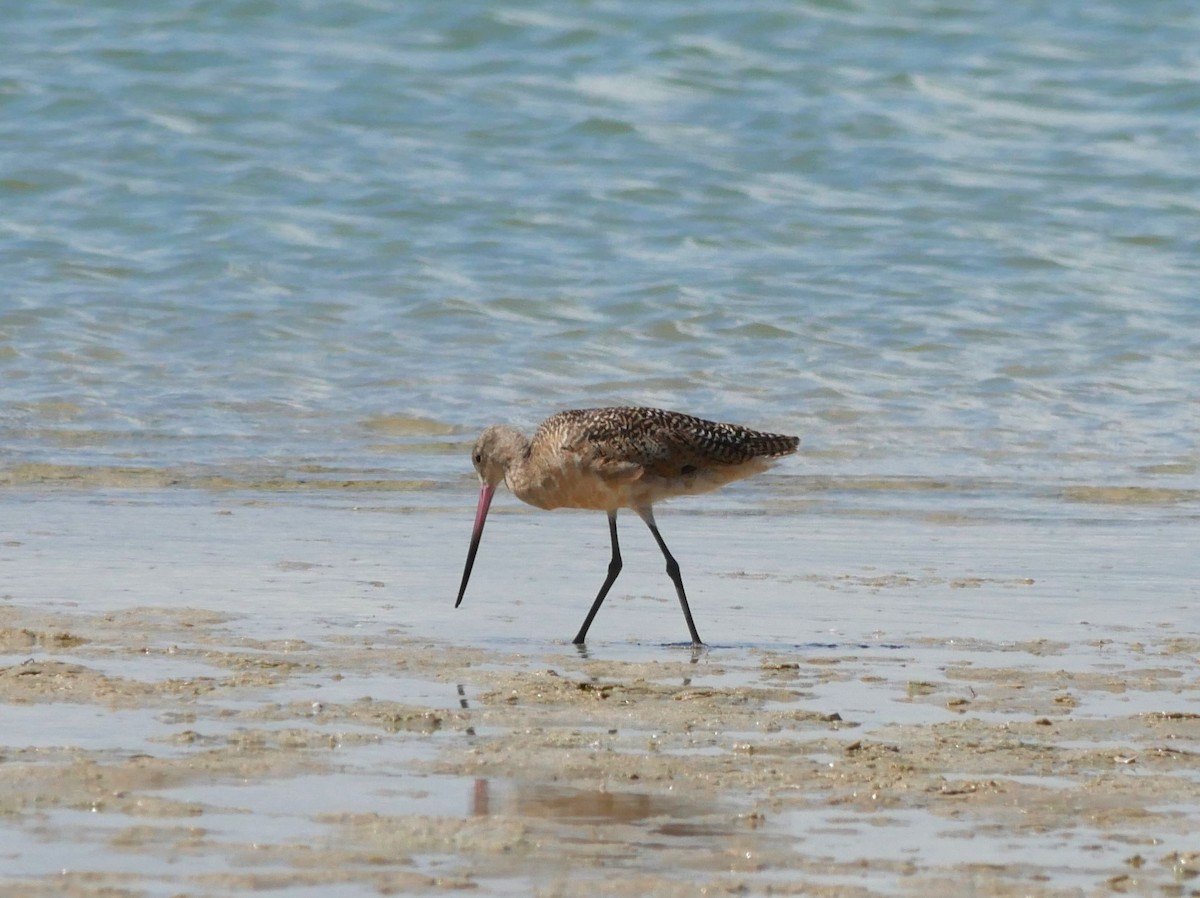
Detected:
left=3, top=1, right=1199, bottom=512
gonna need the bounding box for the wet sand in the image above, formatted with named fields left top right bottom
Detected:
left=1, top=492, right=1198, bottom=896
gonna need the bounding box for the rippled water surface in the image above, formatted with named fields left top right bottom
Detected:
left=3, top=0, right=1198, bottom=514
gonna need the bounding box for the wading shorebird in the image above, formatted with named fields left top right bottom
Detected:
left=455, top=407, right=799, bottom=645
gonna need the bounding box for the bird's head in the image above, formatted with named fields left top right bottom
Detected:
left=470, top=425, right=526, bottom=489
left=456, top=424, right=529, bottom=609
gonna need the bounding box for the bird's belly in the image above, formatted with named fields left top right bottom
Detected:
left=513, top=468, right=637, bottom=511
left=510, top=457, right=771, bottom=511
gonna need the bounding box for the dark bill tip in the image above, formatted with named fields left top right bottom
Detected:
left=455, top=482, right=495, bottom=608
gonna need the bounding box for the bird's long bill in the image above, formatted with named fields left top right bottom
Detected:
left=455, top=481, right=495, bottom=608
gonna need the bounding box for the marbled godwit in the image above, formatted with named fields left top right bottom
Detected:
left=455, top=407, right=799, bottom=645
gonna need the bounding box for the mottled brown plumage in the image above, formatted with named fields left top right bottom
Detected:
left=541, top=406, right=798, bottom=472
left=455, top=407, right=800, bottom=645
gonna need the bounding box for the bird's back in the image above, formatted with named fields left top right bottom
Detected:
left=535, top=407, right=798, bottom=477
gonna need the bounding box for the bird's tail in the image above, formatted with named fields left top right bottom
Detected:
left=747, top=432, right=800, bottom=459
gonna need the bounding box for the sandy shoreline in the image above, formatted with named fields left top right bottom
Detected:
left=1, top=600, right=1197, bottom=896
left=1, top=492, right=1198, bottom=896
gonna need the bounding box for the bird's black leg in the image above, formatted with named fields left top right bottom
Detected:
left=636, top=507, right=703, bottom=646
left=572, top=510, right=622, bottom=644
